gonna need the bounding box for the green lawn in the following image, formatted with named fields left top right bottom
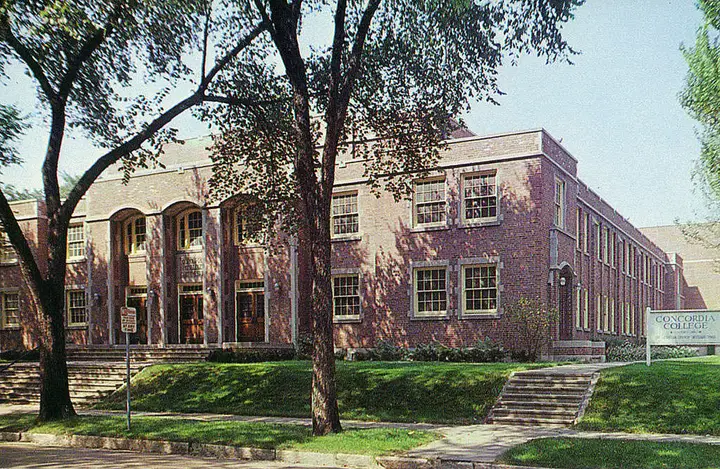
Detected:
left=97, top=361, right=548, bottom=424
left=499, top=437, right=720, bottom=469
left=578, top=356, right=720, bottom=435
left=0, top=414, right=436, bottom=456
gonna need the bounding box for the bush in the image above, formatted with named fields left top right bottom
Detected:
left=353, top=338, right=506, bottom=363
left=504, top=297, right=558, bottom=362
left=208, top=347, right=296, bottom=363
left=605, top=340, right=699, bottom=362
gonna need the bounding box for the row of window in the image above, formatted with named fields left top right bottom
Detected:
left=331, top=263, right=499, bottom=320
left=575, top=208, right=664, bottom=291
left=573, top=287, right=650, bottom=336
left=0, top=289, right=87, bottom=329
left=331, top=172, right=498, bottom=238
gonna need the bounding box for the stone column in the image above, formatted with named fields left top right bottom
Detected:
left=203, top=207, right=222, bottom=345
left=145, top=213, right=165, bottom=345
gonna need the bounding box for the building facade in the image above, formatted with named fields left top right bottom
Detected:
left=0, top=129, right=701, bottom=356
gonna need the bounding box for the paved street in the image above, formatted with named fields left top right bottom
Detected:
left=0, top=442, right=344, bottom=469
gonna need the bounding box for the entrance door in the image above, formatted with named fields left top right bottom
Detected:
left=236, top=280, right=265, bottom=342
left=126, top=286, right=148, bottom=345
left=558, top=267, right=573, bottom=340
left=179, top=284, right=204, bottom=344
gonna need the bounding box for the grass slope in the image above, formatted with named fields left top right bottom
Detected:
left=0, top=414, right=436, bottom=456
left=578, top=356, right=720, bottom=435
left=97, top=361, right=547, bottom=424
left=499, top=437, right=720, bottom=469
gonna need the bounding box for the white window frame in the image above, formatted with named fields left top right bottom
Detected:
left=411, top=261, right=449, bottom=319
left=583, top=287, right=589, bottom=330
left=233, top=205, right=263, bottom=246
left=413, top=177, right=447, bottom=228
left=124, top=215, right=146, bottom=255
left=583, top=213, right=590, bottom=254
left=554, top=178, right=566, bottom=228
left=459, top=260, right=500, bottom=318
left=331, top=271, right=362, bottom=322
left=1, top=290, right=20, bottom=329
left=177, top=209, right=203, bottom=251
left=0, top=229, right=18, bottom=264
left=461, top=171, right=498, bottom=225
left=331, top=191, right=360, bottom=239
left=66, top=224, right=85, bottom=260
left=66, top=288, right=88, bottom=327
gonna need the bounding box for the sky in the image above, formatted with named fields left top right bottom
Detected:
left=0, top=0, right=708, bottom=228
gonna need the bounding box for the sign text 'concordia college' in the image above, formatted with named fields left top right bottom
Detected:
left=648, top=310, right=720, bottom=346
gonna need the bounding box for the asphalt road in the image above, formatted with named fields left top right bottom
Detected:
left=0, top=442, right=345, bottom=468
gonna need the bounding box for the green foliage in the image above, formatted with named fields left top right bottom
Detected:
left=500, top=437, right=720, bottom=469
left=605, top=340, right=699, bottom=362
left=578, top=356, right=720, bottom=435
left=0, top=104, right=25, bottom=169
left=354, top=338, right=506, bottom=363
left=0, top=413, right=437, bottom=456
left=97, top=361, right=548, bottom=424
left=504, top=297, right=559, bottom=362
left=208, top=347, right=296, bottom=363
left=0, top=171, right=80, bottom=201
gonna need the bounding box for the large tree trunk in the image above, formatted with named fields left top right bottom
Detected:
left=309, top=216, right=342, bottom=435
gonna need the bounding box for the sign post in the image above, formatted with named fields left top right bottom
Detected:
left=646, top=308, right=720, bottom=366
left=120, top=306, right=137, bottom=431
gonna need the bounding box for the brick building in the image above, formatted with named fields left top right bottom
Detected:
left=0, top=128, right=703, bottom=358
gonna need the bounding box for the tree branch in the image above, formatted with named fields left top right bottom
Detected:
left=203, top=94, right=287, bottom=107
left=200, top=0, right=213, bottom=82
left=0, top=188, right=44, bottom=292
left=57, top=1, right=125, bottom=100
left=0, top=14, right=57, bottom=104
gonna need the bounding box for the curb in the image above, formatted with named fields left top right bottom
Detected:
left=0, top=431, right=549, bottom=469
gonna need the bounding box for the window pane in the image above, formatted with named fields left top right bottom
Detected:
left=464, top=265, right=498, bottom=313
left=414, top=180, right=446, bottom=225
left=333, top=275, right=360, bottom=318
left=67, top=225, right=85, bottom=258
left=464, top=174, right=497, bottom=221
left=415, top=268, right=447, bottom=314
left=67, top=290, right=87, bottom=325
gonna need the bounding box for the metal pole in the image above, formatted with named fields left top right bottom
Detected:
left=645, top=307, right=651, bottom=367
left=126, top=332, right=131, bottom=431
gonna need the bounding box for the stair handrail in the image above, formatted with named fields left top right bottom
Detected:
left=0, top=347, right=39, bottom=375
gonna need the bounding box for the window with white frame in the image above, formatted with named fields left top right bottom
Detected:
left=234, top=205, right=263, bottom=245
left=332, top=274, right=361, bottom=320
left=575, top=287, right=581, bottom=329
left=583, top=213, right=590, bottom=253
left=0, top=229, right=17, bottom=264
left=331, top=192, right=359, bottom=237
left=462, top=173, right=497, bottom=222
left=554, top=178, right=565, bottom=228
left=462, top=264, right=498, bottom=315
left=583, top=288, right=589, bottom=329
left=576, top=208, right=582, bottom=250
left=124, top=216, right=146, bottom=255
left=1, top=292, right=19, bottom=328
left=595, top=222, right=601, bottom=260
left=413, top=178, right=446, bottom=226
left=66, top=289, right=87, bottom=326
left=596, top=294, right=601, bottom=331
left=414, top=267, right=447, bottom=316
left=603, top=227, right=610, bottom=264
left=603, top=295, right=609, bottom=332
left=67, top=224, right=85, bottom=259
left=178, top=210, right=202, bottom=250
left=610, top=297, right=616, bottom=333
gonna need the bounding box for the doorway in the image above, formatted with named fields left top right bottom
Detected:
left=125, top=286, right=148, bottom=345
left=178, top=284, right=204, bottom=344
left=235, top=280, right=265, bottom=342
left=558, top=266, right=574, bottom=340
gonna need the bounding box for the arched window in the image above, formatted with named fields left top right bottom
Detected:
left=124, top=215, right=146, bottom=254
left=177, top=209, right=202, bottom=250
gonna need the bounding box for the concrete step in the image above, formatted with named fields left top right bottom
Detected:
left=493, top=407, right=578, bottom=418
left=497, top=399, right=581, bottom=409
left=491, top=415, right=574, bottom=426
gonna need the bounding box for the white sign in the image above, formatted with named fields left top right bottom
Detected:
left=648, top=309, right=720, bottom=346
left=120, top=307, right=137, bottom=334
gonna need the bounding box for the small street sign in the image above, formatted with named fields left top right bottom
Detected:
left=120, top=307, right=137, bottom=334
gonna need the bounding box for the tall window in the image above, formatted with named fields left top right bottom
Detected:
left=125, top=216, right=146, bottom=254
left=554, top=178, right=565, bottom=228
left=583, top=213, right=590, bottom=253
left=576, top=208, right=582, bottom=250
left=413, top=178, right=446, bottom=226
left=332, top=274, right=361, bottom=320
left=414, top=267, right=447, bottom=316
left=463, top=173, right=497, bottom=222
left=595, top=222, right=601, bottom=261
left=66, top=289, right=87, bottom=326
left=67, top=224, right=85, bottom=259
left=610, top=297, right=616, bottom=333
left=583, top=288, right=589, bottom=329
left=1, top=292, right=19, bottom=328
left=575, top=287, right=581, bottom=328
left=603, top=295, right=609, bottom=332
left=603, top=227, right=610, bottom=264
left=331, top=192, right=359, bottom=237
left=178, top=210, right=202, bottom=250
left=234, top=205, right=263, bottom=245
left=0, top=229, right=17, bottom=264
left=596, top=295, right=601, bottom=331
left=462, top=264, right=498, bottom=314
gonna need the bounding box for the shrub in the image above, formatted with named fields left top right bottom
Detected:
left=350, top=338, right=506, bottom=363
left=605, top=340, right=699, bottom=362
left=504, top=297, right=558, bottom=362
left=208, top=347, right=296, bottom=363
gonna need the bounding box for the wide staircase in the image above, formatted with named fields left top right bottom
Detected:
left=488, top=370, right=598, bottom=426
left=1, top=346, right=214, bottom=406
left=0, top=362, right=144, bottom=406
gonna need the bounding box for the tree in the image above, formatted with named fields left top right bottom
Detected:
left=1, top=172, right=80, bottom=201
left=0, top=0, right=269, bottom=421
left=504, top=297, right=558, bottom=362
left=0, top=103, right=25, bottom=169
left=681, top=0, right=720, bottom=249
left=205, top=0, right=583, bottom=435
